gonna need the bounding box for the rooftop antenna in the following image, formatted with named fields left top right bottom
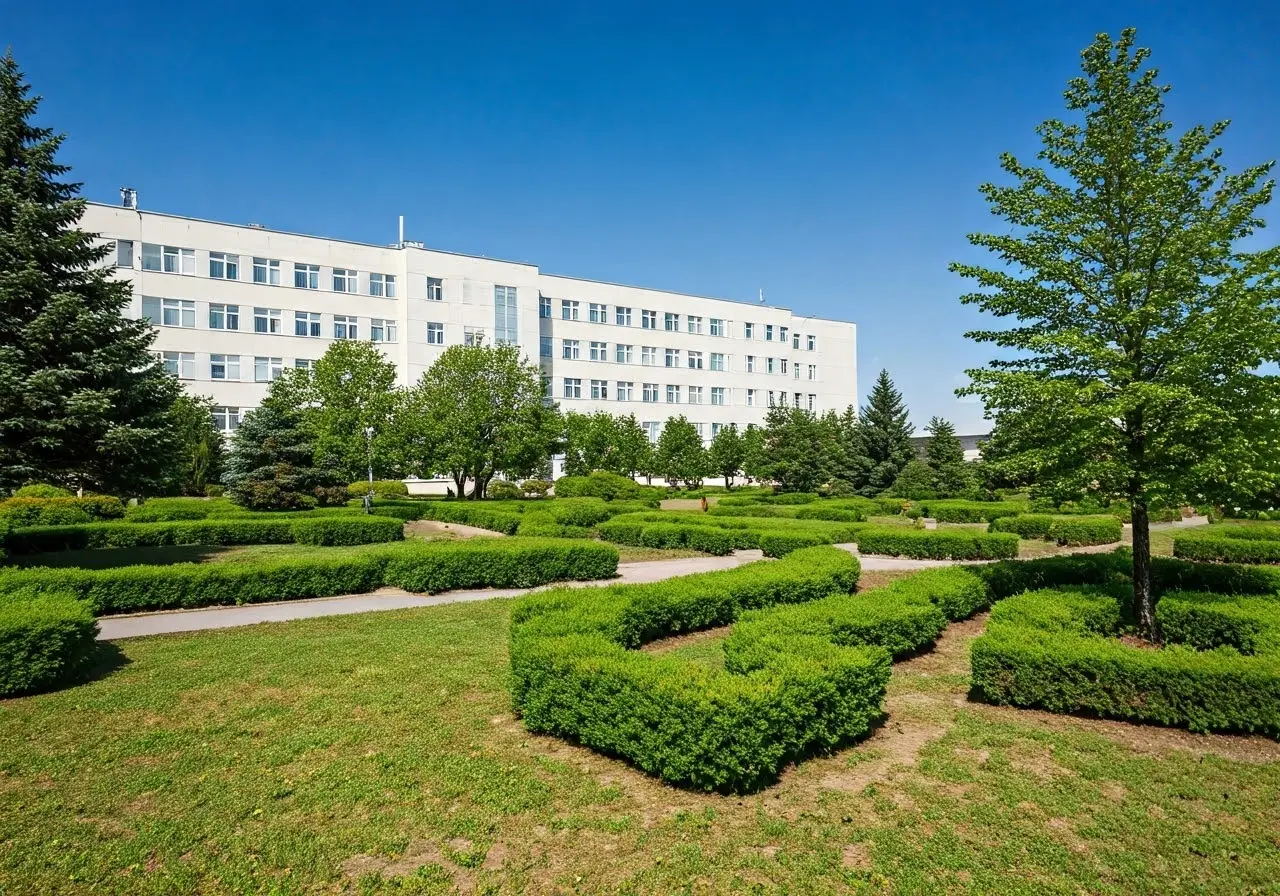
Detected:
left=120, top=187, right=137, bottom=209
left=398, top=215, right=405, bottom=247
left=758, top=289, right=765, bottom=303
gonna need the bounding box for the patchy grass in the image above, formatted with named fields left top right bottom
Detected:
left=613, top=544, right=708, bottom=562
left=2, top=581, right=1278, bottom=894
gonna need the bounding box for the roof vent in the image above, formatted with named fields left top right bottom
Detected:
left=120, top=187, right=137, bottom=209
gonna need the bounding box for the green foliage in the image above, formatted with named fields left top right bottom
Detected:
left=552, top=471, right=660, bottom=502
left=520, top=479, right=552, bottom=498
left=885, top=459, right=937, bottom=500
left=1046, top=516, right=1124, bottom=546
left=4, top=516, right=404, bottom=554
left=860, top=370, right=915, bottom=495
left=396, top=344, right=560, bottom=499
left=12, top=484, right=72, bottom=498
left=413, top=502, right=523, bottom=534
left=760, top=406, right=826, bottom=493
left=222, top=403, right=347, bottom=510
left=740, top=423, right=768, bottom=484
left=0, top=495, right=125, bottom=527
left=168, top=393, right=224, bottom=497
left=656, top=415, right=708, bottom=488
left=953, top=29, right=1280, bottom=637
left=917, top=499, right=1026, bottom=523
left=854, top=528, right=1019, bottom=561
left=990, top=513, right=1054, bottom=539
left=345, top=480, right=409, bottom=499
left=485, top=480, right=523, bottom=501
left=0, top=53, right=181, bottom=496
left=0, top=588, right=98, bottom=697
left=819, top=407, right=873, bottom=493
left=923, top=416, right=973, bottom=497
left=707, top=423, right=744, bottom=488
left=0, top=538, right=619, bottom=615
left=1173, top=533, right=1280, bottom=565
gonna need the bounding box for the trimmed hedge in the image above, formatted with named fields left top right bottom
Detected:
left=916, top=500, right=1027, bottom=523
left=795, top=505, right=866, bottom=523
left=856, top=527, right=1018, bottom=560
left=1173, top=533, right=1280, bottom=565
left=511, top=546, right=882, bottom=792
left=0, top=496, right=125, bottom=527
left=0, top=589, right=99, bottom=697
left=346, top=480, right=410, bottom=499
left=553, top=472, right=663, bottom=502
left=990, top=514, right=1053, bottom=539
left=1048, top=516, right=1123, bottom=546
left=4, top=516, right=405, bottom=554
left=0, top=538, right=619, bottom=616
left=413, top=502, right=523, bottom=534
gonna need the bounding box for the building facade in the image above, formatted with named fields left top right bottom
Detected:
left=82, top=202, right=858, bottom=455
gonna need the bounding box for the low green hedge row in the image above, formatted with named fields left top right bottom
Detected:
left=990, top=514, right=1123, bottom=546
left=413, top=502, right=523, bottom=534
left=707, top=503, right=799, bottom=519
left=795, top=505, right=867, bottom=523
left=0, top=588, right=100, bottom=697
left=855, top=527, right=1019, bottom=560
left=4, top=516, right=406, bottom=554
left=0, top=538, right=619, bottom=616
left=1186, top=524, right=1280, bottom=542
left=1172, top=533, right=1280, bottom=565
left=971, top=584, right=1280, bottom=737
left=0, top=496, right=126, bottom=527
left=595, top=520, right=738, bottom=555
left=915, top=500, right=1027, bottom=523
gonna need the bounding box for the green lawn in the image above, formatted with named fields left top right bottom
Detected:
left=2, top=588, right=1277, bottom=894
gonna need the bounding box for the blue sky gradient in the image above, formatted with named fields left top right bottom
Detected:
left=7, top=0, right=1278, bottom=431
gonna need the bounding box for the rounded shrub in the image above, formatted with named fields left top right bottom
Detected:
left=346, top=480, right=410, bottom=499
left=486, top=480, right=523, bottom=501
left=521, top=479, right=552, bottom=498
left=0, top=589, right=99, bottom=697
left=12, top=484, right=74, bottom=498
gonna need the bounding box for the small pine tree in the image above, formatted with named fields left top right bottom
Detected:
left=222, top=403, right=346, bottom=510
left=923, top=416, right=972, bottom=497
left=859, top=370, right=915, bottom=495
left=0, top=53, right=180, bottom=494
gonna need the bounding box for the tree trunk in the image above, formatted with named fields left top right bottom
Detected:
left=450, top=470, right=466, bottom=500
left=1132, top=500, right=1156, bottom=640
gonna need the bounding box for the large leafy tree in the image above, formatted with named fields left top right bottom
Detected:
left=955, top=29, right=1280, bottom=638
left=859, top=370, right=915, bottom=495
left=707, top=423, right=744, bottom=489
left=168, top=393, right=224, bottom=496
left=562, top=411, right=621, bottom=477
left=740, top=424, right=768, bottom=484
left=0, top=52, right=179, bottom=495
left=398, top=344, right=559, bottom=499
left=923, top=416, right=972, bottom=498
left=656, top=416, right=708, bottom=489
left=761, top=406, right=826, bottom=493
left=614, top=414, right=652, bottom=480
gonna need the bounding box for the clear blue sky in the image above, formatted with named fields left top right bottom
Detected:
left=7, top=0, right=1278, bottom=432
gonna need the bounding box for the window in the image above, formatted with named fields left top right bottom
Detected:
left=694, top=422, right=705, bottom=441
left=687, top=315, right=703, bottom=335
left=295, top=311, right=321, bottom=337
left=744, top=322, right=754, bottom=339
left=615, top=344, right=633, bottom=364
left=589, top=303, right=606, bottom=323
left=688, top=386, right=703, bottom=404
left=643, top=383, right=659, bottom=403
left=538, top=295, right=550, bottom=317
left=643, top=420, right=661, bottom=442
left=494, top=285, right=518, bottom=344
left=539, top=335, right=552, bottom=358
left=161, top=351, right=195, bottom=379
left=464, top=327, right=485, bottom=347
left=590, top=379, right=608, bottom=400
left=370, top=273, right=396, bottom=297
left=642, top=346, right=657, bottom=366
left=428, top=277, right=444, bottom=301
left=710, top=318, right=724, bottom=337
left=779, top=326, right=788, bottom=344
left=746, top=389, right=756, bottom=407
left=426, top=322, right=444, bottom=344
left=642, top=310, right=657, bottom=330
left=768, top=390, right=776, bottom=407
left=766, top=357, right=775, bottom=374
left=711, top=422, right=723, bottom=438
left=794, top=364, right=801, bottom=379
left=808, top=394, right=816, bottom=412
left=294, top=263, right=319, bottom=289
left=664, top=348, right=679, bottom=368
left=333, top=315, right=358, bottom=339
left=370, top=319, right=397, bottom=343
left=807, top=334, right=816, bottom=351
left=710, top=352, right=725, bottom=372
left=294, top=359, right=314, bottom=371
left=333, top=269, right=357, bottom=293
left=161, top=298, right=196, bottom=328
left=746, top=355, right=756, bottom=373
left=116, top=240, right=134, bottom=267
left=793, top=332, right=800, bottom=350
left=589, top=341, right=607, bottom=362
left=616, top=306, right=632, bottom=326
left=254, top=356, right=283, bottom=382
left=664, top=312, right=679, bottom=332
left=212, top=406, right=242, bottom=432
left=561, top=299, right=580, bottom=321
left=210, top=354, right=240, bottom=381
left=809, top=364, right=817, bottom=380
left=794, top=392, right=803, bottom=408
left=765, top=324, right=774, bottom=342
left=209, top=252, right=239, bottom=280
left=209, top=303, right=239, bottom=330
left=666, top=385, right=681, bottom=403
left=542, top=376, right=553, bottom=400
left=781, top=359, right=788, bottom=375
left=687, top=351, right=703, bottom=370
left=616, top=381, right=633, bottom=401
left=562, top=339, right=580, bottom=360
left=563, top=378, right=582, bottom=399
left=254, top=307, right=282, bottom=334
left=711, top=386, right=726, bottom=406
left=253, top=257, right=281, bottom=285
left=155, top=245, right=195, bottom=274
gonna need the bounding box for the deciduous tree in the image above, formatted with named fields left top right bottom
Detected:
left=707, top=423, right=744, bottom=489
left=656, top=416, right=708, bottom=489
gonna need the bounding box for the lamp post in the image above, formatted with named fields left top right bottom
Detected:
left=363, top=425, right=375, bottom=512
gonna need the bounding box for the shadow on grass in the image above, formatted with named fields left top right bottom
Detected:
left=78, top=639, right=132, bottom=684
left=9, top=545, right=237, bottom=570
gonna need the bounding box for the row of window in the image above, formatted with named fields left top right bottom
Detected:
left=540, top=297, right=818, bottom=349
left=540, top=338, right=819, bottom=379
left=556, top=378, right=817, bottom=410
left=120, top=241, right=404, bottom=297
left=144, top=298, right=398, bottom=342
left=160, top=352, right=319, bottom=382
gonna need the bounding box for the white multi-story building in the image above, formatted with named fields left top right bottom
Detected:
left=83, top=201, right=858, bottom=455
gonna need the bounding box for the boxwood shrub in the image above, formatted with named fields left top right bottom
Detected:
left=0, top=589, right=99, bottom=697
left=1172, top=533, right=1280, bottom=565
left=413, top=502, right=523, bottom=534
left=0, top=496, right=125, bottom=527
left=855, top=527, right=1018, bottom=560
left=1047, top=516, right=1123, bottom=546
left=0, top=538, right=619, bottom=615
left=4, top=516, right=405, bottom=554
left=915, top=500, right=1026, bottom=523
left=990, top=514, right=1054, bottom=539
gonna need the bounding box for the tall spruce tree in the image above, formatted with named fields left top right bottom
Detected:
left=859, top=370, right=915, bottom=495
left=923, top=416, right=972, bottom=497
left=0, top=52, right=180, bottom=495
left=955, top=29, right=1280, bottom=638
